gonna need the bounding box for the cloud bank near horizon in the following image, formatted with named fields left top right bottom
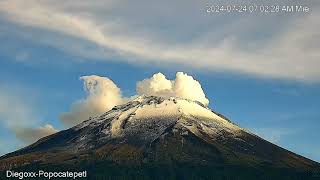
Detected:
left=0, top=0, right=319, bottom=81
left=0, top=87, right=58, bottom=144
left=14, top=124, right=58, bottom=143
left=60, top=72, right=209, bottom=126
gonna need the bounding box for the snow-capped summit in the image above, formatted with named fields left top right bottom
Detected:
left=69, top=95, right=241, bottom=149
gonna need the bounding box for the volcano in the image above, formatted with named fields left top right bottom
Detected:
left=1, top=96, right=319, bottom=179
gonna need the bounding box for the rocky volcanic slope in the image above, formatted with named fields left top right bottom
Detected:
left=1, top=96, right=319, bottom=179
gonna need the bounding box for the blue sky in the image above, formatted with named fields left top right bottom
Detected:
left=0, top=0, right=319, bottom=162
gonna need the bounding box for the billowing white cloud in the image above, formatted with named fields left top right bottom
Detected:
left=14, top=124, right=58, bottom=143
left=60, top=72, right=209, bottom=126
left=0, top=87, right=58, bottom=143
left=137, top=72, right=209, bottom=106
left=0, top=0, right=319, bottom=81
left=59, top=75, right=125, bottom=126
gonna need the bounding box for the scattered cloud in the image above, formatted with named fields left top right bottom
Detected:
left=0, top=0, right=319, bottom=81
left=14, top=124, right=58, bottom=143
left=252, top=128, right=296, bottom=144
left=0, top=87, right=35, bottom=128
left=0, top=86, right=58, bottom=144
left=60, top=72, right=209, bottom=126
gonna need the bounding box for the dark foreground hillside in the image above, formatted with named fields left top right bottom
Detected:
left=1, top=129, right=319, bottom=180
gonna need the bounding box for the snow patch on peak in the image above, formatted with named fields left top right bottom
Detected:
left=107, top=96, right=240, bottom=137
left=72, top=96, right=241, bottom=143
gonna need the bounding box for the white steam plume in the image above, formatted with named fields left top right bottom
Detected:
left=59, top=75, right=125, bottom=126
left=60, top=72, right=209, bottom=127
left=137, top=72, right=209, bottom=106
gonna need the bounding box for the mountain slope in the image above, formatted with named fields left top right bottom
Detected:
left=1, top=96, right=319, bottom=179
